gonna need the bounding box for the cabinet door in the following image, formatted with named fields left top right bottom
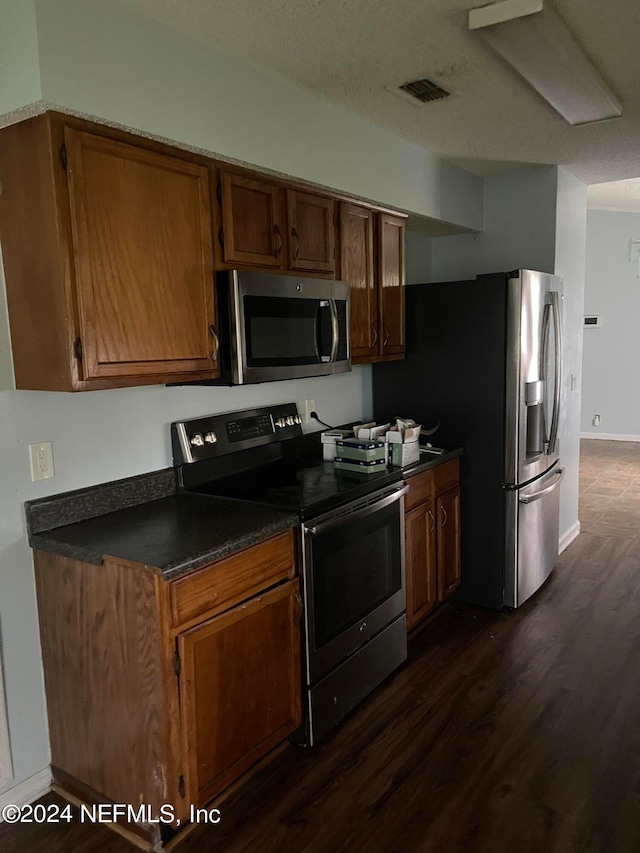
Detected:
left=339, top=203, right=377, bottom=362
left=65, top=128, right=217, bottom=383
left=178, top=580, right=302, bottom=806
left=287, top=190, right=335, bottom=273
left=220, top=171, right=284, bottom=268
left=377, top=213, right=406, bottom=357
left=405, top=500, right=438, bottom=629
left=437, top=486, right=461, bottom=599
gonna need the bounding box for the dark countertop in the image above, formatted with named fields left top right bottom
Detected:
left=402, top=446, right=463, bottom=478
left=29, top=493, right=298, bottom=580
left=25, top=445, right=462, bottom=582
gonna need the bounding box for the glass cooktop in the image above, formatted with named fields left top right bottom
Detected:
left=186, top=457, right=404, bottom=520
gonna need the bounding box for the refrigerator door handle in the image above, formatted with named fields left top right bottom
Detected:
left=519, top=467, right=565, bottom=503
left=548, top=291, right=562, bottom=454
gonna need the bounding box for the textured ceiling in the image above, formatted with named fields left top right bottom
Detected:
left=122, top=0, right=640, bottom=188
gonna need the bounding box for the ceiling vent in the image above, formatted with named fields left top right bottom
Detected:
left=398, top=78, right=451, bottom=103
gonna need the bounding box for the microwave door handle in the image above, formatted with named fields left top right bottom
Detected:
left=548, top=291, right=562, bottom=455
left=316, top=301, right=334, bottom=363
left=316, top=300, right=338, bottom=363
left=329, top=300, right=339, bottom=363
left=314, top=302, right=322, bottom=362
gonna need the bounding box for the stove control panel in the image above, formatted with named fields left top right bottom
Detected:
left=172, top=403, right=303, bottom=464
left=226, top=414, right=273, bottom=443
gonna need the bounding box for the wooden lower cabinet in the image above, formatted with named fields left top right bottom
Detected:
left=179, top=580, right=302, bottom=807
left=33, top=529, right=300, bottom=847
left=405, top=498, right=438, bottom=628
left=437, top=485, right=462, bottom=599
left=404, top=460, right=461, bottom=629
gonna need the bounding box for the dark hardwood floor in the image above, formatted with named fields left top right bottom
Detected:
left=2, top=440, right=640, bottom=852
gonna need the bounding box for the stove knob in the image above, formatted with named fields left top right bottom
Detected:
left=294, top=414, right=302, bottom=425
left=190, top=433, right=204, bottom=447
left=276, top=418, right=286, bottom=428
left=204, top=431, right=217, bottom=444
left=286, top=416, right=295, bottom=426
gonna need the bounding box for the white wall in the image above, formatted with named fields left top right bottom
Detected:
left=476, top=167, right=559, bottom=275
left=408, top=167, right=561, bottom=287
left=0, top=0, right=40, bottom=115
left=431, top=233, right=479, bottom=283
left=554, top=169, right=587, bottom=538
left=406, top=231, right=478, bottom=285
left=581, top=210, right=640, bottom=437
left=405, top=231, right=432, bottom=285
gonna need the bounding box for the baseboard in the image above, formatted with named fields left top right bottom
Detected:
left=559, top=521, right=581, bottom=554
left=581, top=432, right=640, bottom=442
left=0, top=767, right=52, bottom=818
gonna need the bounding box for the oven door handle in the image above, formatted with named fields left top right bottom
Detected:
left=304, top=485, right=409, bottom=537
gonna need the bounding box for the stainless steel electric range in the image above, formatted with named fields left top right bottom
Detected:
left=172, top=403, right=408, bottom=744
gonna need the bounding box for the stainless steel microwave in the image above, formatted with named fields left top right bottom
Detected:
left=215, top=270, right=351, bottom=385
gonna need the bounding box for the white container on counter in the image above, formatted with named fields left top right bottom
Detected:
left=321, top=430, right=352, bottom=460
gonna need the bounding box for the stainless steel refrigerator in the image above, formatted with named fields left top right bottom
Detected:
left=373, top=269, right=564, bottom=609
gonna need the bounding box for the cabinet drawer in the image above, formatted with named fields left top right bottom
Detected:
left=434, top=459, right=460, bottom=495
left=170, top=530, right=295, bottom=627
left=404, top=469, right=434, bottom=512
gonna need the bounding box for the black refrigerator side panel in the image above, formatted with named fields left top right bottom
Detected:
left=372, top=277, right=508, bottom=609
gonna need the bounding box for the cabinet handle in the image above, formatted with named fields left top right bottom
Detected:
left=371, top=323, right=378, bottom=349
left=383, top=325, right=390, bottom=347
left=291, top=227, right=300, bottom=261
left=441, top=506, right=448, bottom=528
left=274, top=224, right=282, bottom=259
left=428, top=509, right=436, bottom=535
left=294, top=591, right=303, bottom=625
left=209, top=325, right=220, bottom=361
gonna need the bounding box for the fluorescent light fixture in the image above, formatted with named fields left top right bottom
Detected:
left=468, top=0, right=622, bottom=126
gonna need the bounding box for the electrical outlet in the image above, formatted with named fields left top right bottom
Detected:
left=29, top=442, right=54, bottom=482
left=593, top=414, right=601, bottom=427
left=304, top=399, right=316, bottom=424
left=570, top=373, right=578, bottom=391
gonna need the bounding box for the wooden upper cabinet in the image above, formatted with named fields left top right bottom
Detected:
left=0, top=112, right=408, bottom=391
left=0, top=114, right=220, bottom=390
left=337, top=207, right=406, bottom=365
left=65, top=128, right=218, bottom=382
left=377, top=213, right=406, bottom=358
left=178, top=580, right=302, bottom=807
left=287, top=190, right=335, bottom=273
left=339, top=203, right=377, bottom=362
left=220, top=171, right=284, bottom=268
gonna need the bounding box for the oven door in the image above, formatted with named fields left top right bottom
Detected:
left=301, top=484, right=408, bottom=686
left=228, top=270, right=350, bottom=383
